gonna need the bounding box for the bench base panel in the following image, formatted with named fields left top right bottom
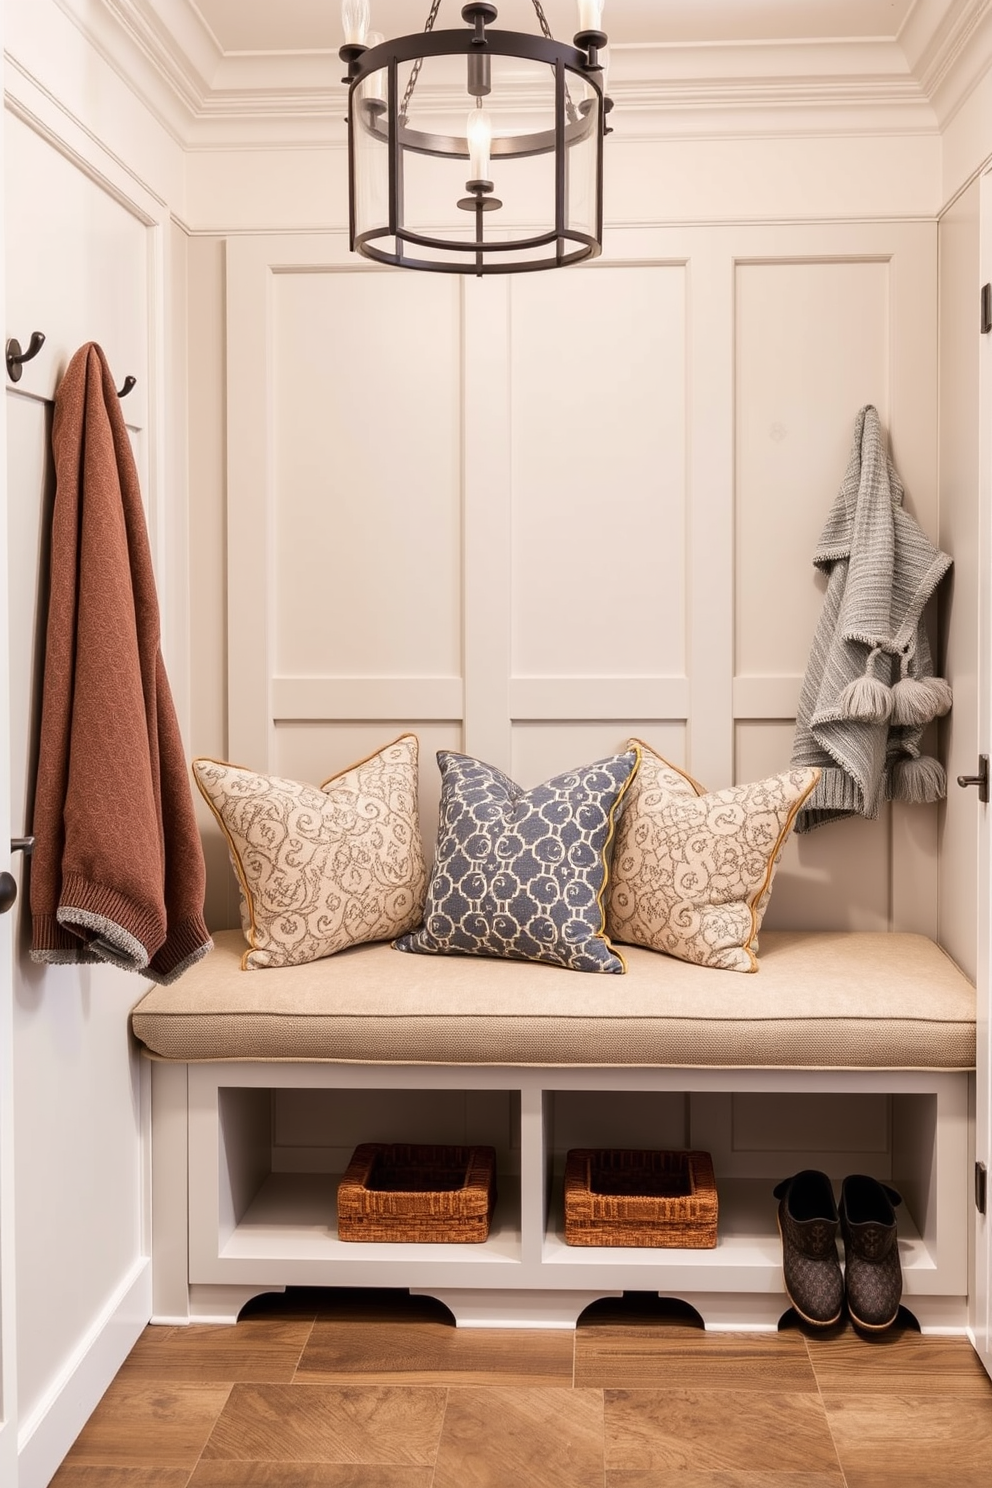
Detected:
left=152, top=1283, right=968, bottom=1334
left=151, top=1061, right=973, bottom=1334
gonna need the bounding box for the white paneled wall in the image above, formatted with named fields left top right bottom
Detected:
left=735, top=259, right=890, bottom=687
left=509, top=266, right=687, bottom=684
left=217, top=219, right=938, bottom=935
left=3, top=12, right=185, bottom=1478
left=271, top=271, right=463, bottom=683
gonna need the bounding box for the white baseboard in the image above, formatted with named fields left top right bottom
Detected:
left=17, top=1256, right=151, bottom=1488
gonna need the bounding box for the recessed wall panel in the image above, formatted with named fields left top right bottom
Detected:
left=509, top=266, right=686, bottom=679
left=271, top=1089, right=518, bottom=1173
left=511, top=722, right=687, bottom=791
left=271, top=271, right=462, bottom=679
left=274, top=1090, right=469, bottom=1151
left=272, top=720, right=461, bottom=856
left=732, top=1093, right=889, bottom=1154
left=736, top=720, right=890, bottom=931
left=551, top=1092, right=688, bottom=1156
left=735, top=260, right=889, bottom=679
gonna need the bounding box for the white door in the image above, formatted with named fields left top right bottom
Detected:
left=0, top=423, right=19, bottom=1488
left=2, top=99, right=156, bottom=1483
left=974, top=168, right=992, bottom=1380
left=0, top=5, right=21, bottom=1477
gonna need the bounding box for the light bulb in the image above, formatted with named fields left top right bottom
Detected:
left=577, top=0, right=605, bottom=31
left=362, top=31, right=385, bottom=102
left=467, top=106, right=491, bottom=181
left=341, top=0, right=370, bottom=46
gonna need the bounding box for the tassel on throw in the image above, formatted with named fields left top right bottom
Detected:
left=889, top=638, right=953, bottom=726
left=840, top=673, right=892, bottom=723
left=891, top=754, right=946, bottom=804
left=927, top=676, right=953, bottom=717
left=890, top=675, right=946, bottom=726
left=840, top=645, right=893, bottom=723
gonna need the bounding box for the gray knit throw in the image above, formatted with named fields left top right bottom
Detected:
left=790, top=405, right=952, bottom=833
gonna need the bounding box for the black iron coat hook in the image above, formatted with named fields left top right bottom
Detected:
left=6, top=331, right=46, bottom=382
left=6, top=332, right=134, bottom=396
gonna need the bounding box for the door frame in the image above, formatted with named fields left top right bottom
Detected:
left=0, top=0, right=22, bottom=1471
left=971, top=164, right=992, bottom=1377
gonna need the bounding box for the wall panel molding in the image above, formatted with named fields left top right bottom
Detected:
left=733, top=677, right=804, bottom=720
left=510, top=678, right=690, bottom=722
left=272, top=678, right=464, bottom=723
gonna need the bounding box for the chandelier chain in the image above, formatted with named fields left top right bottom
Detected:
left=400, top=0, right=443, bottom=121
left=400, top=0, right=579, bottom=125
left=531, top=1, right=553, bottom=41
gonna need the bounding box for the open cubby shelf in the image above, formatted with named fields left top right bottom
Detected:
left=183, top=1062, right=969, bottom=1330
left=222, top=1172, right=523, bottom=1266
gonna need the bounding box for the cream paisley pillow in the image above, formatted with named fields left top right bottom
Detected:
left=193, top=733, right=427, bottom=970
left=606, top=740, right=819, bottom=973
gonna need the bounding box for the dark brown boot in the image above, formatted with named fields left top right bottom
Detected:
left=840, top=1174, right=902, bottom=1331
left=773, top=1170, right=843, bottom=1327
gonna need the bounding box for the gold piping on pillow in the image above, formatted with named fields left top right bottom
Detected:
left=607, top=738, right=819, bottom=972
left=193, top=733, right=426, bottom=970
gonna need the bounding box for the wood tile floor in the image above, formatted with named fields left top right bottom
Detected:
left=51, top=1290, right=992, bottom=1487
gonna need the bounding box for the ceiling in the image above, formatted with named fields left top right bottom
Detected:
left=101, top=0, right=992, bottom=145
left=188, top=1, right=919, bottom=54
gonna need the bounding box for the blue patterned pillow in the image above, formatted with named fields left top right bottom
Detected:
left=395, top=748, right=640, bottom=974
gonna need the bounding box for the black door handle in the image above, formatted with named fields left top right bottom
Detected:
left=0, top=872, right=17, bottom=915
left=1, top=839, right=34, bottom=916
left=957, top=755, right=989, bottom=804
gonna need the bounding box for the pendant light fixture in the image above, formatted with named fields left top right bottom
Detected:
left=339, top=1, right=611, bottom=274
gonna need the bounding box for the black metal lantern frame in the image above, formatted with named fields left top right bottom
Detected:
left=340, top=2, right=610, bottom=274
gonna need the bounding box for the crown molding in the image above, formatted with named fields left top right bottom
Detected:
left=898, top=0, right=989, bottom=82
left=48, top=0, right=206, bottom=139
left=927, top=0, right=992, bottom=122
left=905, top=0, right=992, bottom=106
left=100, top=0, right=222, bottom=94
left=43, top=0, right=992, bottom=150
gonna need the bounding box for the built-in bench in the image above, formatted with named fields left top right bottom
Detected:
left=132, top=927, right=976, bottom=1331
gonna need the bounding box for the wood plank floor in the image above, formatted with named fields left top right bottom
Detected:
left=51, top=1290, right=992, bottom=1487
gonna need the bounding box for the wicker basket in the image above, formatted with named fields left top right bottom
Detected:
left=564, top=1148, right=718, bottom=1248
left=337, top=1142, right=497, bottom=1243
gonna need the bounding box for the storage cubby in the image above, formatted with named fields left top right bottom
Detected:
left=180, top=1062, right=969, bottom=1331
left=541, top=1087, right=945, bottom=1302
left=192, top=1077, right=524, bottom=1282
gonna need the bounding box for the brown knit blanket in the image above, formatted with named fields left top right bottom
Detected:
left=30, top=342, right=211, bottom=983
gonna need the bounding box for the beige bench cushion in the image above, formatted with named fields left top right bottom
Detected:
left=130, top=928, right=975, bottom=1070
